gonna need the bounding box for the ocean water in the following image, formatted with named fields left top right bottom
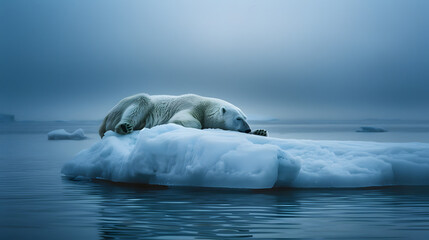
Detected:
left=1, top=120, right=429, bottom=239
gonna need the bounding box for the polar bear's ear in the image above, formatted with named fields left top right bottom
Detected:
left=221, top=106, right=226, bottom=115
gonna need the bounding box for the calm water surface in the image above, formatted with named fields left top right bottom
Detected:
left=1, top=121, right=429, bottom=239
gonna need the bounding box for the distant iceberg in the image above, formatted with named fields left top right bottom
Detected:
left=62, top=124, right=429, bottom=189
left=356, top=126, right=387, bottom=132
left=0, top=113, right=15, bottom=122
left=48, top=128, right=87, bottom=140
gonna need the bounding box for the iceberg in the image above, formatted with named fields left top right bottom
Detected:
left=48, top=128, right=87, bottom=140
left=62, top=124, right=429, bottom=189
left=0, top=113, right=14, bottom=122
left=356, top=126, right=387, bottom=132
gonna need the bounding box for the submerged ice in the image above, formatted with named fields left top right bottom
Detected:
left=62, top=124, right=429, bottom=189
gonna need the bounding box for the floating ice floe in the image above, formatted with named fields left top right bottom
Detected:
left=62, top=124, right=429, bottom=189
left=356, top=126, right=387, bottom=132
left=48, top=128, right=87, bottom=140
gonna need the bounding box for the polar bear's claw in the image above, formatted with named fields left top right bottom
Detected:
left=251, top=129, right=268, bottom=137
left=116, top=122, right=133, bottom=135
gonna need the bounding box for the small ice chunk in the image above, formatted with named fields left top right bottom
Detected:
left=48, top=128, right=87, bottom=140
left=356, top=126, right=387, bottom=132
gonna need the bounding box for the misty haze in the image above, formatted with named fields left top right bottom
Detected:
left=1, top=0, right=428, bottom=121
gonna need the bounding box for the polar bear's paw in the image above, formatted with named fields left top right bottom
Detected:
left=251, top=129, right=268, bottom=137
left=115, top=122, right=134, bottom=135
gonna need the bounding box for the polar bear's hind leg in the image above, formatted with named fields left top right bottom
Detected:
left=114, top=96, right=152, bottom=135
left=116, top=121, right=134, bottom=134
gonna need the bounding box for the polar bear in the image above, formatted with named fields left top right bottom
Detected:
left=99, top=93, right=267, bottom=138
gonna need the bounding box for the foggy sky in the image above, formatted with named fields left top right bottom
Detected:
left=1, top=0, right=428, bottom=121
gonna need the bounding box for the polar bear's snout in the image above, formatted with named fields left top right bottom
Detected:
left=239, top=121, right=251, bottom=133
left=243, top=122, right=251, bottom=133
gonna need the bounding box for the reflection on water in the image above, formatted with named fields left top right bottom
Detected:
left=61, top=179, right=429, bottom=239
left=1, top=122, right=429, bottom=239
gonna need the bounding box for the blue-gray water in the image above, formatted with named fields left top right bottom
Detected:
left=1, top=121, right=429, bottom=239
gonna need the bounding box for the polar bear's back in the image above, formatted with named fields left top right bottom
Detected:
left=150, top=94, right=225, bottom=111
left=145, top=94, right=217, bottom=128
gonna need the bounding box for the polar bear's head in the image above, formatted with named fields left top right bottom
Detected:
left=219, top=105, right=251, bottom=133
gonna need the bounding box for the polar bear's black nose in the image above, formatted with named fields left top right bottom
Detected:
left=245, top=129, right=251, bottom=133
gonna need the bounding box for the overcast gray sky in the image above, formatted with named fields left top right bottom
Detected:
left=1, top=0, right=428, bottom=121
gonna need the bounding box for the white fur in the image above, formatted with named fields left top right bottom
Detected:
left=99, top=93, right=250, bottom=138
